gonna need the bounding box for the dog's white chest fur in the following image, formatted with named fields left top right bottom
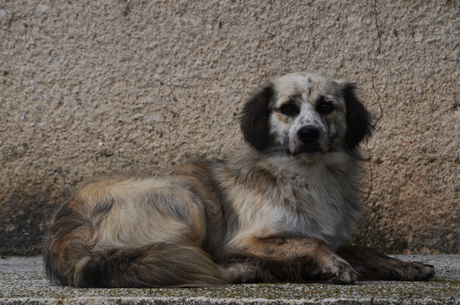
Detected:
left=279, top=171, right=358, bottom=250
left=230, top=151, right=362, bottom=251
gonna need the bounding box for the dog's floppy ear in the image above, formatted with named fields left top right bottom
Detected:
left=341, top=82, right=373, bottom=150
left=240, top=83, right=274, bottom=151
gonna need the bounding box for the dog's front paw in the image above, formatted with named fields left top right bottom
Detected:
left=393, top=261, right=435, bottom=281
left=317, top=256, right=358, bottom=285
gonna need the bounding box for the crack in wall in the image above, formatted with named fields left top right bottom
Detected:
left=370, top=0, right=383, bottom=124
left=364, top=0, right=384, bottom=204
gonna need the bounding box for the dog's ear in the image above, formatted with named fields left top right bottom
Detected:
left=240, top=83, right=274, bottom=151
left=341, top=83, right=373, bottom=150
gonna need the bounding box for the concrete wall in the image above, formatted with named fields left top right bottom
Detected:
left=0, top=0, right=459, bottom=254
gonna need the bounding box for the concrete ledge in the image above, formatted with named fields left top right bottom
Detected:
left=1, top=298, right=459, bottom=305
left=1, top=255, right=459, bottom=305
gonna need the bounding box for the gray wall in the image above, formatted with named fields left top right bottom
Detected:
left=1, top=0, right=459, bottom=254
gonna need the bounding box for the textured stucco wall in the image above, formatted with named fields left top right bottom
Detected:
left=0, top=0, right=459, bottom=254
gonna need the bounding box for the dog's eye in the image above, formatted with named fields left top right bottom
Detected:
left=280, top=104, right=299, bottom=116
left=318, top=102, right=334, bottom=114
left=283, top=105, right=293, bottom=112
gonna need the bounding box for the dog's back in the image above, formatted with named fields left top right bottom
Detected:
left=44, top=170, right=233, bottom=287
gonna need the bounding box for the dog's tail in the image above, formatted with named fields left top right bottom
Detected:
left=45, top=241, right=228, bottom=288
left=47, top=243, right=227, bottom=288
left=44, top=204, right=227, bottom=288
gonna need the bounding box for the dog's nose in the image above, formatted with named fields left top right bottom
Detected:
left=297, top=127, right=319, bottom=144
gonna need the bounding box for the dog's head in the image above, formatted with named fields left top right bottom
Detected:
left=240, top=72, right=372, bottom=159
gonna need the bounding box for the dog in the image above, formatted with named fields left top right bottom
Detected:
left=44, top=72, right=435, bottom=287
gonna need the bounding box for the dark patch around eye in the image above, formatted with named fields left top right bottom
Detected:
left=279, top=99, right=300, bottom=116
left=316, top=96, right=334, bottom=114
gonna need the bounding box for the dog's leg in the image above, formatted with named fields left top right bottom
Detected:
left=227, top=237, right=358, bottom=284
left=336, top=245, right=435, bottom=281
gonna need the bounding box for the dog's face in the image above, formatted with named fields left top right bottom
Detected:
left=240, top=72, right=372, bottom=160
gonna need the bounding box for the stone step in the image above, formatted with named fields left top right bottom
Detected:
left=1, top=255, right=459, bottom=305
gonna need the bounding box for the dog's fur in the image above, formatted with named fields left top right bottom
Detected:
left=44, top=72, right=435, bottom=287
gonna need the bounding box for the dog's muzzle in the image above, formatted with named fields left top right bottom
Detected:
left=297, top=127, right=319, bottom=144
left=292, top=126, right=322, bottom=156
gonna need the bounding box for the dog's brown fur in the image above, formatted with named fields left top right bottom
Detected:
left=44, top=72, right=434, bottom=287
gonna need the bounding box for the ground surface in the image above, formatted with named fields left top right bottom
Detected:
left=0, top=255, right=459, bottom=305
